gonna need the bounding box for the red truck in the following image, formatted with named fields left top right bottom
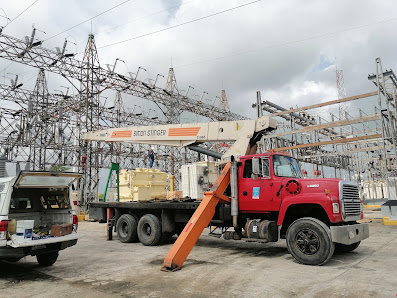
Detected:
left=85, top=116, right=369, bottom=269
left=231, top=152, right=368, bottom=265
left=89, top=151, right=368, bottom=268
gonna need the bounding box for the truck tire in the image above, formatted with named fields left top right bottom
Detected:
left=137, top=214, right=162, bottom=246
left=116, top=214, right=138, bottom=243
left=36, top=252, right=59, bottom=267
left=335, top=241, right=361, bottom=253
left=286, top=217, right=334, bottom=266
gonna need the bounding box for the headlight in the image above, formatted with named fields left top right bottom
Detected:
left=332, top=202, right=340, bottom=214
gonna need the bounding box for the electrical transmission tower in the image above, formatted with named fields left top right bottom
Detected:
left=368, top=58, right=397, bottom=199
left=164, top=67, right=181, bottom=124
left=80, top=34, right=102, bottom=202
left=0, top=29, right=249, bottom=203
left=28, top=68, right=51, bottom=170
left=336, top=66, right=347, bottom=120
left=220, top=89, right=230, bottom=113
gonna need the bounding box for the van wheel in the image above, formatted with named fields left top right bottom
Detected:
left=116, top=214, right=138, bottom=243
left=286, top=217, right=334, bottom=266
left=335, top=241, right=361, bottom=253
left=36, top=252, right=59, bottom=267
left=137, top=214, right=162, bottom=246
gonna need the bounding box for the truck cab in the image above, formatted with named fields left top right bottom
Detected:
left=0, top=171, right=82, bottom=266
left=235, top=152, right=369, bottom=265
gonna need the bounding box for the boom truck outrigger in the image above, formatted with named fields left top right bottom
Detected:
left=84, top=116, right=369, bottom=270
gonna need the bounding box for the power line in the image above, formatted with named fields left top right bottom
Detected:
left=45, top=0, right=131, bottom=42
left=0, top=61, right=14, bottom=74
left=174, top=15, right=397, bottom=69
left=93, top=0, right=196, bottom=37
left=96, top=0, right=261, bottom=50
left=3, top=0, right=39, bottom=29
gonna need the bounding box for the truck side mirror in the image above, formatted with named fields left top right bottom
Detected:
left=252, top=157, right=260, bottom=180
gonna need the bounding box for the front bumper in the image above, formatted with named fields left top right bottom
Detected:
left=330, top=223, right=369, bottom=245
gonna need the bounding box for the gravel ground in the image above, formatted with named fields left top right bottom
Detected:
left=0, top=209, right=396, bottom=297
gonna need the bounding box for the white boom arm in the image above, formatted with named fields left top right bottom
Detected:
left=83, top=116, right=276, bottom=161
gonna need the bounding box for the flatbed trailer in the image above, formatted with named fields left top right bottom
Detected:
left=89, top=199, right=232, bottom=243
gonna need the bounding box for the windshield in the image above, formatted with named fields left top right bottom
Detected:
left=273, top=155, right=302, bottom=178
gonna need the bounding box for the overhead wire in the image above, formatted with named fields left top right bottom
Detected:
left=45, top=0, right=132, bottom=42
left=95, top=0, right=262, bottom=51
left=80, top=3, right=397, bottom=72
left=174, top=15, right=397, bottom=69
left=0, top=61, right=14, bottom=74
left=0, top=8, right=10, bottom=26
left=2, top=0, right=39, bottom=29
left=0, top=0, right=40, bottom=73
left=93, top=0, right=196, bottom=37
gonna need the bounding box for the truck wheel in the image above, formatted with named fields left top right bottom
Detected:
left=137, top=214, right=162, bottom=246
left=335, top=241, right=361, bottom=253
left=36, top=252, right=59, bottom=267
left=286, top=217, right=334, bottom=266
left=116, top=214, right=138, bottom=243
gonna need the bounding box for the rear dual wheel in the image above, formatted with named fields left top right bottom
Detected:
left=137, top=214, right=163, bottom=246
left=116, top=214, right=138, bottom=243
left=117, top=213, right=165, bottom=246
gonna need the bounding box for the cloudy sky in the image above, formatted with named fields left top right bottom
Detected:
left=1, top=0, right=396, bottom=120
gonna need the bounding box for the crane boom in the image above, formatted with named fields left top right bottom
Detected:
left=83, top=116, right=276, bottom=160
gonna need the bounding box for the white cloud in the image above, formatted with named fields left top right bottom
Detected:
left=261, top=80, right=337, bottom=109
left=0, top=0, right=396, bottom=120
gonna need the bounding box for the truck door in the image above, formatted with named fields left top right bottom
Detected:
left=238, top=157, right=272, bottom=213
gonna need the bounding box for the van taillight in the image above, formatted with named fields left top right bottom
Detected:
left=73, top=215, right=78, bottom=231
left=0, top=220, right=8, bottom=240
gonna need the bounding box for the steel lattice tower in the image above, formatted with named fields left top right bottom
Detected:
left=0, top=30, right=250, bottom=203
left=220, top=89, right=230, bottom=112
left=29, top=69, right=50, bottom=170
left=336, top=67, right=347, bottom=120
left=80, top=34, right=102, bottom=202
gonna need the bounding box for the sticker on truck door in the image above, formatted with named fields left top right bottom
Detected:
left=252, top=187, right=260, bottom=199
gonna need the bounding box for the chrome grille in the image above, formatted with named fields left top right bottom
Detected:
left=340, top=183, right=361, bottom=221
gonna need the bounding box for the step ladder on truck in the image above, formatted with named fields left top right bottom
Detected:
left=84, top=116, right=369, bottom=270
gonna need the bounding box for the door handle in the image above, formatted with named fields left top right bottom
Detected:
left=276, top=184, right=284, bottom=197
left=243, top=191, right=248, bottom=196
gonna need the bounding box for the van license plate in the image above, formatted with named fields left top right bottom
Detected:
left=32, top=245, right=46, bottom=250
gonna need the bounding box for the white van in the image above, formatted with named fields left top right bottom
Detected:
left=0, top=171, right=82, bottom=266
